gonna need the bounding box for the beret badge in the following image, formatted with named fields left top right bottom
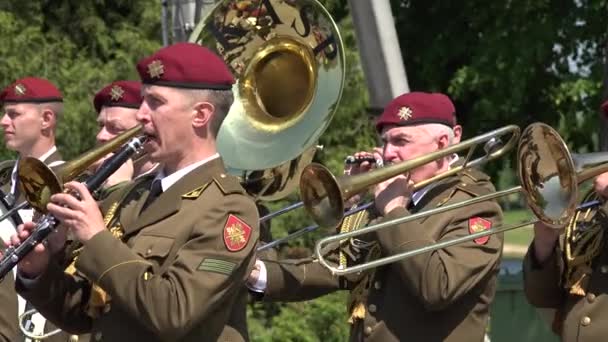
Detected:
left=14, top=84, right=27, bottom=96
left=397, top=106, right=413, bottom=121
left=147, top=60, right=165, bottom=79
left=109, top=85, right=125, bottom=101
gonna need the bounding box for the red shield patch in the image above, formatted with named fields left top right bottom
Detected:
left=468, top=217, right=492, bottom=245
left=223, top=214, right=252, bottom=252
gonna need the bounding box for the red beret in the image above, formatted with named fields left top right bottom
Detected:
left=602, top=100, right=608, bottom=117
left=376, top=92, right=456, bottom=133
left=136, top=42, right=234, bottom=90
left=0, top=77, right=62, bottom=103
left=93, top=80, right=142, bottom=113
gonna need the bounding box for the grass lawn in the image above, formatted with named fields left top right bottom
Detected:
left=502, top=209, right=534, bottom=247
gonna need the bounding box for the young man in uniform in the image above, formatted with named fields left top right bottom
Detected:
left=248, top=92, right=504, bottom=342
left=0, top=77, right=78, bottom=342
left=10, top=43, right=260, bottom=342
left=523, top=100, right=608, bottom=341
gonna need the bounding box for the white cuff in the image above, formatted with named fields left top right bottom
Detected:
left=247, top=260, right=267, bottom=293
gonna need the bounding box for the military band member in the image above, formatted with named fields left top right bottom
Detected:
left=0, top=77, right=77, bottom=342
left=90, top=80, right=158, bottom=196
left=523, top=100, right=608, bottom=342
left=248, top=92, right=504, bottom=342
left=10, top=43, right=260, bottom=342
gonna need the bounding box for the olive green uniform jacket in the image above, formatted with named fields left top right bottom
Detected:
left=259, top=169, right=504, bottom=342
left=16, top=157, right=259, bottom=342
left=523, top=201, right=608, bottom=342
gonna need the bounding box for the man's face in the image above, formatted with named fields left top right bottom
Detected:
left=96, top=106, right=140, bottom=144
left=380, top=125, right=448, bottom=184
left=137, top=85, right=198, bottom=164
left=1, top=103, right=44, bottom=153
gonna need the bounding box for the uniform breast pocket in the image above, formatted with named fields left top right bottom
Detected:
left=132, top=235, right=175, bottom=267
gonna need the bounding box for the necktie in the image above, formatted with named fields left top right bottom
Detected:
left=142, top=179, right=163, bottom=211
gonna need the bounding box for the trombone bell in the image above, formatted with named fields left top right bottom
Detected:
left=517, top=123, right=578, bottom=228
left=18, top=125, right=144, bottom=213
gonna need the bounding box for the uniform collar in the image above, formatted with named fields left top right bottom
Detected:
left=38, top=145, right=58, bottom=163
left=411, top=153, right=459, bottom=207
left=153, top=153, right=220, bottom=192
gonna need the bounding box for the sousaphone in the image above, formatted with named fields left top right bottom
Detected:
left=189, top=0, right=345, bottom=201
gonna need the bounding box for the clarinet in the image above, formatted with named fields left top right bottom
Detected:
left=0, top=136, right=147, bottom=280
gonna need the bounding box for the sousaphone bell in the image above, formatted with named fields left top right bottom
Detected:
left=189, top=0, right=345, bottom=201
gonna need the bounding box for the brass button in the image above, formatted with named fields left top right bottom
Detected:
left=601, top=265, right=608, bottom=274
left=581, top=316, right=591, bottom=326
left=94, top=332, right=103, bottom=341
left=220, top=173, right=226, bottom=178
left=69, top=336, right=79, bottom=342
left=146, top=248, right=152, bottom=255
left=103, top=303, right=111, bottom=313
left=364, top=326, right=373, bottom=336
left=368, top=304, right=377, bottom=313
left=374, top=281, right=381, bottom=290
left=587, top=293, right=596, bottom=303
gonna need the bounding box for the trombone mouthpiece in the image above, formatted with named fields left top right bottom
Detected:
left=344, top=155, right=383, bottom=167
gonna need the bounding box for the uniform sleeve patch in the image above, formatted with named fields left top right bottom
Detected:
left=223, top=214, right=252, bottom=252
left=469, top=217, right=492, bottom=245
left=198, top=258, right=236, bottom=276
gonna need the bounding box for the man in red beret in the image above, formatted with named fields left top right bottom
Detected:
left=11, top=43, right=259, bottom=342
left=248, top=91, right=504, bottom=341
left=523, top=99, right=608, bottom=342
left=0, top=76, right=77, bottom=342
left=89, top=80, right=159, bottom=197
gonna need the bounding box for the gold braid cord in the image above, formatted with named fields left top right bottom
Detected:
left=64, top=202, right=122, bottom=318
left=564, top=192, right=605, bottom=296
left=337, top=208, right=382, bottom=324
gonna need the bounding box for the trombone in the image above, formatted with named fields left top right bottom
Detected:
left=299, top=124, right=522, bottom=229
left=257, top=124, right=520, bottom=251
left=314, top=122, right=608, bottom=276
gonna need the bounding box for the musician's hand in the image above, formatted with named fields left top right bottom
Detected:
left=374, top=174, right=413, bottom=215
left=594, top=172, right=608, bottom=198
left=8, top=222, right=51, bottom=278
left=47, top=182, right=105, bottom=243
left=344, top=148, right=383, bottom=207
left=532, top=222, right=563, bottom=264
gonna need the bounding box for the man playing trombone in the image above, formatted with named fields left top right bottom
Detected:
left=523, top=100, right=608, bottom=341
left=91, top=80, right=159, bottom=190
left=248, top=92, right=504, bottom=341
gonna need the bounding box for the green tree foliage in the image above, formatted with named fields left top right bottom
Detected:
left=0, top=1, right=161, bottom=160
left=392, top=0, right=607, bottom=184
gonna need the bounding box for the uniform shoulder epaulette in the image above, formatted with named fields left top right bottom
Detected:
left=212, top=172, right=246, bottom=195
left=460, top=168, right=490, bottom=183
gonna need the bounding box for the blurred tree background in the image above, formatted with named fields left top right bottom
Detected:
left=0, top=0, right=606, bottom=341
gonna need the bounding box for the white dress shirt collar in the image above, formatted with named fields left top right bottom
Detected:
left=153, top=153, right=220, bottom=192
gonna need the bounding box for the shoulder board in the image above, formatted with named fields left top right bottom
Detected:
left=213, top=173, right=246, bottom=196
left=454, top=181, right=493, bottom=198
left=460, top=168, right=490, bottom=183
left=182, top=182, right=212, bottom=199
